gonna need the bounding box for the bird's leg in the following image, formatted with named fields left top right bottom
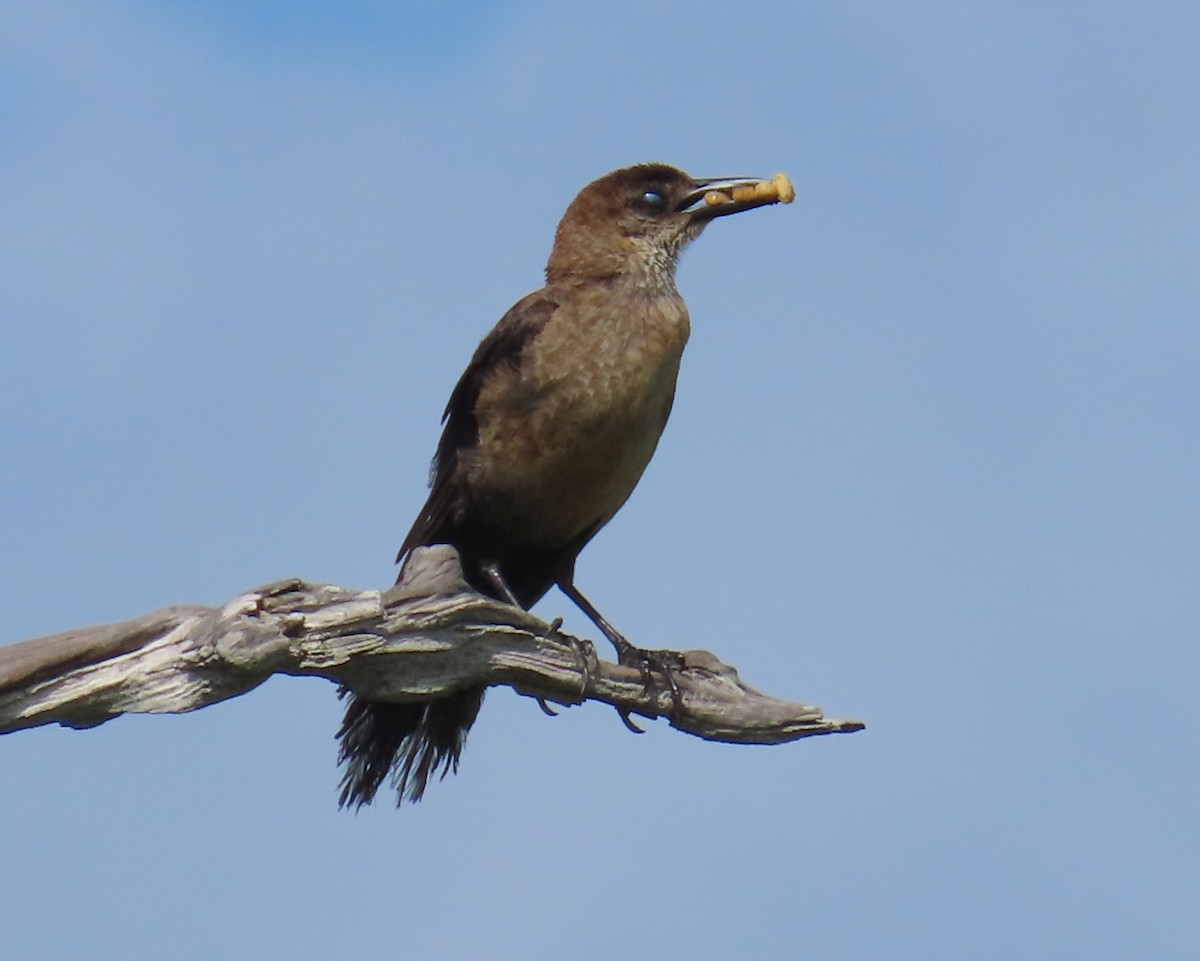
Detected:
left=557, top=580, right=685, bottom=725
left=480, top=563, right=591, bottom=713
left=479, top=561, right=522, bottom=607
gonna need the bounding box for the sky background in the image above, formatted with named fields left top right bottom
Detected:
left=2, top=2, right=1197, bottom=958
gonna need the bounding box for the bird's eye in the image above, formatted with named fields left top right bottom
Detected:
left=633, top=189, right=668, bottom=215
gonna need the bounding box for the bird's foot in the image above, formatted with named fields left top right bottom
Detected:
left=552, top=581, right=684, bottom=731
left=537, top=617, right=595, bottom=716
left=615, top=642, right=687, bottom=725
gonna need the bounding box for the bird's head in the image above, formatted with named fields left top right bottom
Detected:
left=546, top=163, right=794, bottom=287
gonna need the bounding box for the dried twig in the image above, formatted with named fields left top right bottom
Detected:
left=0, top=547, right=863, bottom=745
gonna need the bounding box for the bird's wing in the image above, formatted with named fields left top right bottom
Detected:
left=396, top=289, right=560, bottom=562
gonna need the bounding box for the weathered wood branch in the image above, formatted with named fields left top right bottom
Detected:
left=0, top=547, right=863, bottom=745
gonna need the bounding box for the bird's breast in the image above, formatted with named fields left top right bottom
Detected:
left=468, top=290, right=690, bottom=547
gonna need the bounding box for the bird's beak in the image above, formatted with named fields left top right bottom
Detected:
left=680, top=172, right=796, bottom=222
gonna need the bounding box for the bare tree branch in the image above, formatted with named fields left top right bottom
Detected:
left=0, top=547, right=864, bottom=745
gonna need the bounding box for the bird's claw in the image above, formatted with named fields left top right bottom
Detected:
left=617, top=645, right=686, bottom=722
left=535, top=618, right=595, bottom=718
left=545, top=616, right=595, bottom=700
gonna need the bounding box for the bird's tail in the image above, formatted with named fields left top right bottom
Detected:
left=336, top=686, right=485, bottom=808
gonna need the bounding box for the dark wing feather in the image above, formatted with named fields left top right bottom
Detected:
left=396, top=289, right=559, bottom=561
left=339, top=289, right=562, bottom=810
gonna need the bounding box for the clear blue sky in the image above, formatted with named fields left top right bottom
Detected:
left=2, top=2, right=1197, bottom=958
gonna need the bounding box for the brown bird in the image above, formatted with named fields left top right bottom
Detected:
left=337, top=162, right=793, bottom=807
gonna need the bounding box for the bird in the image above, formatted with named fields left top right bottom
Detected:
left=336, top=162, right=793, bottom=807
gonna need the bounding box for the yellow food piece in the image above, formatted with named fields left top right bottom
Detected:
left=772, top=171, right=795, bottom=204
left=703, top=173, right=795, bottom=208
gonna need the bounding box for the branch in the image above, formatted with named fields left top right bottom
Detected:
left=0, top=547, right=864, bottom=745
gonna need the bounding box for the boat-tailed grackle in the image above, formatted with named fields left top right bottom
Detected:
left=337, top=163, right=793, bottom=807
